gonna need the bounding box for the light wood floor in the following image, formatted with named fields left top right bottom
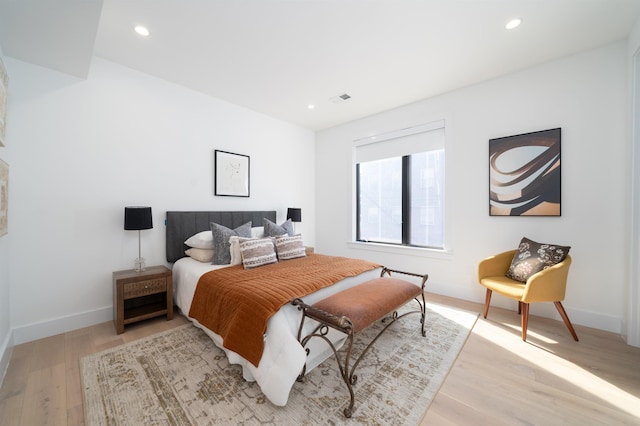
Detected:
left=1, top=294, right=639, bottom=425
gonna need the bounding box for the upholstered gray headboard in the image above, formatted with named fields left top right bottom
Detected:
left=165, top=210, right=277, bottom=263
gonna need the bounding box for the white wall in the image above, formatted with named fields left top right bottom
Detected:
left=626, top=17, right=640, bottom=347
left=316, top=41, right=629, bottom=334
left=0, top=46, right=11, bottom=382
left=5, top=57, right=315, bottom=344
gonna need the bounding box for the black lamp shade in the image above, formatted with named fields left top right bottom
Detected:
left=124, top=206, right=153, bottom=230
left=287, top=208, right=302, bottom=223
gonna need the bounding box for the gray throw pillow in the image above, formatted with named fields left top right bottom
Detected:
left=210, top=221, right=252, bottom=264
left=263, top=218, right=295, bottom=237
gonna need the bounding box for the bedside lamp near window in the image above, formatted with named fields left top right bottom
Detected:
left=287, top=207, right=302, bottom=233
left=124, top=206, right=153, bottom=272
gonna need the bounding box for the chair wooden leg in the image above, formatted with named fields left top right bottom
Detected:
left=554, top=301, right=579, bottom=341
left=521, top=303, right=529, bottom=341
left=483, top=289, right=492, bottom=318
left=518, top=301, right=522, bottom=315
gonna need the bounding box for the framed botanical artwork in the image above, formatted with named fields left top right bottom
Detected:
left=214, top=150, right=250, bottom=197
left=0, top=56, right=7, bottom=147
left=489, top=128, right=561, bottom=216
left=0, top=159, right=8, bottom=236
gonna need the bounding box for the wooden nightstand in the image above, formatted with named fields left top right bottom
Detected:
left=113, top=265, right=173, bottom=334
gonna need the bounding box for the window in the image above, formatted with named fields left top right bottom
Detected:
left=355, top=121, right=445, bottom=249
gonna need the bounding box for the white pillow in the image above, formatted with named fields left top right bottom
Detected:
left=185, top=248, right=214, bottom=263
left=251, top=226, right=265, bottom=238
left=184, top=230, right=213, bottom=249
left=239, top=238, right=277, bottom=269
left=229, top=236, right=252, bottom=266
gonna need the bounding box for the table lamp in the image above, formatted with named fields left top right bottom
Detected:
left=124, top=206, right=153, bottom=271
left=287, top=207, right=302, bottom=233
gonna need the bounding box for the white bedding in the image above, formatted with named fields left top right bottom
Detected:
left=172, top=256, right=382, bottom=406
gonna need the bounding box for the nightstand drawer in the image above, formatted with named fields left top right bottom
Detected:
left=124, top=278, right=167, bottom=299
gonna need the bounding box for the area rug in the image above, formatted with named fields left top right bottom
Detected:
left=81, top=302, right=477, bottom=425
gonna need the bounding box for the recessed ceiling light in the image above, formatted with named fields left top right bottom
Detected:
left=505, top=18, right=522, bottom=30
left=307, top=104, right=315, bottom=109
left=134, top=25, right=150, bottom=37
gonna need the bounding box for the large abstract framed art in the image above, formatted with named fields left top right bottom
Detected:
left=489, top=128, right=561, bottom=216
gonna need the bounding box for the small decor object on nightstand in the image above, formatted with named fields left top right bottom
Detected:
left=124, top=206, right=153, bottom=271
left=113, top=265, right=173, bottom=334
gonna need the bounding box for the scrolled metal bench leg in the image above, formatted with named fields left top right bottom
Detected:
left=419, top=291, right=426, bottom=337
left=341, top=331, right=356, bottom=418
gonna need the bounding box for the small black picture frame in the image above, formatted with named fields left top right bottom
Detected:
left=214, top=150, right=250, bottom=197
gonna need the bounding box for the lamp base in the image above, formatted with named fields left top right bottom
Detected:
left=134, top=257, right=146, bottom=272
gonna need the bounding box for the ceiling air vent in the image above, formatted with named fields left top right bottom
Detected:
left=330, top=93, right=352, bottom=104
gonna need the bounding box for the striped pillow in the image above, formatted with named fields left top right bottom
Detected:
left=239, top=238, right=278, bottom=269
left=275, top=234, right=306, bottom=260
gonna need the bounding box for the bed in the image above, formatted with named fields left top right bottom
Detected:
left=165, top=210, right=383, bottom=406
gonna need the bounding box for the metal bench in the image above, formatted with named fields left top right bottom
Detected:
left=291, top=267, right=428, bottom=417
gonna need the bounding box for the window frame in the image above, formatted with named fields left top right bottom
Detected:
left=351, top=119, right=450, bottom=254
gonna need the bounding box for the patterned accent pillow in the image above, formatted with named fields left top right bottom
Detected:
left=185, top=248, right=214, bottom=263
left=210, top=222, right=252, bottom=265
left=275, top=234, right=306, bottom=260
left=263, top=218, right=295, bottom=237
left=239, top=238, right=278, bottom=269
left=506, top=237, right=571, bottom=282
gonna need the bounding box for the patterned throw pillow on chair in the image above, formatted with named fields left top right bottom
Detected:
left=506, top=237, right=571, bottom=283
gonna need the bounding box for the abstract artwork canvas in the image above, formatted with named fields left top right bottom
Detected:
left=489, top=128, right=561, bottom=216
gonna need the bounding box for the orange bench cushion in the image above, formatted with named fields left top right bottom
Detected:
left=312, top=277, right=422, bottom=333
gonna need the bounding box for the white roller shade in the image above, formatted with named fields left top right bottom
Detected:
left=354, top=120, right=444, bottom=164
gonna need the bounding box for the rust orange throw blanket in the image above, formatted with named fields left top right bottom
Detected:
left=188, top=254, right=381, bottom=367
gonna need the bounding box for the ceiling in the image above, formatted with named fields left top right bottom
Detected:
left=1, top=0, right=640, bottom=131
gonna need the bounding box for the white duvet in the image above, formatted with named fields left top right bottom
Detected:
left=172, top=256, right=382, bottom=406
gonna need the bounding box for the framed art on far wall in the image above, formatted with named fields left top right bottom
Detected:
left=489, top=128, right=561, bottom=216
left=214, top=150, right=250, bottom=197
left=0, top=159, right=8, bottom=236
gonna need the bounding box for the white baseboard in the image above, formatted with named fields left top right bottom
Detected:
left=428, top=283, right=624, bottom=335
left=12, top=306, right=113, bottom=345
left=564, top=306, right=622, bottom=335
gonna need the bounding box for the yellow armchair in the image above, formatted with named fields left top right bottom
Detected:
left=478, top=250, right=578, bottom=341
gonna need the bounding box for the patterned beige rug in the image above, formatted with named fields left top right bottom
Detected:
left=81, top=302, right=477, bottom=425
